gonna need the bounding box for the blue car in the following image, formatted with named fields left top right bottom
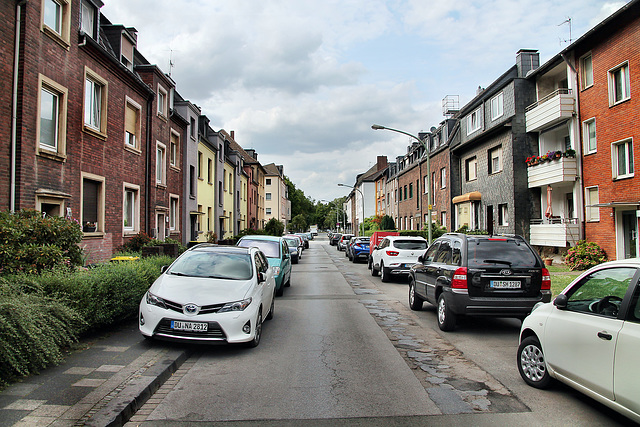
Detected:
left=236, top=235, right=292, bottom=296
left=348, top=236, right=370, bottom=263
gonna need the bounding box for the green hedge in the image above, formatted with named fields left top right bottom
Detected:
left=0, top=255, right=172, bottom=388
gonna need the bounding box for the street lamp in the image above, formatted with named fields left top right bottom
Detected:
left=338, top=183, right=365, bottom=236
left=372, top=124, right=432, bottom=244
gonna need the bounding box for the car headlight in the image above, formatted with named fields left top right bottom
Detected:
left=218, top=298, right=253, bottom=313
left=272, top=267, right=281, bottom=276
left=146, top=291, right=167, bottom=309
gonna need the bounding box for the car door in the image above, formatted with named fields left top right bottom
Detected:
left=373, top=238, right=387, bottom=269
left=544, top=266, right=636, bottom=400
left=612, top=271, right=640, bottom=416
left=281, top=240, right=292, bottom=281
left=414, top=241, right=440, bottom=301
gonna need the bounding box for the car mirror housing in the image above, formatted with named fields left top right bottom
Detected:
left=160, top=265, right=169, bottom=274
left=553, top=294, right=568, bottom=309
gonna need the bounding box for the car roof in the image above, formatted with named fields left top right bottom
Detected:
left=238, top=235, right=283, bottom=242
left=189, top=244, right=252, bottom=255
left=386, top=235, right=426, bottom=240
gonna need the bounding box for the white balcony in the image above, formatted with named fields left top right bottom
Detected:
left=530, top=219, right=581, bottom=247
left=527, top=156, right=578, bottom=188
left=525, top=89, right=575, bottom=133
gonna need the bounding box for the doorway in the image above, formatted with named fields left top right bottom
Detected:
left=622, top=211, right=638, bottom=259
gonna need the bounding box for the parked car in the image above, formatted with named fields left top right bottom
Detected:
left=347, top=236, right=370, bottom=263
left=295, top=232, right=310, bottom=249
left=139, top=244, right=275, bottom=347
left=236, top=235, right=292, bottom=296
left=367, top=231, right=399, bottom=268
left=330, top=233, right=342, bottom=246
left=283, top=235, right=302, bottom=264
left=517, top=259, right=640, bottom=424
left=408, top=233, right=552, bottom=331
left=337, top=234, right=354, bottom=251
left=371, top=236, right=428, bottom=282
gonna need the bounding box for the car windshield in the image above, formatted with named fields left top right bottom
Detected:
left=237, top=239, right=281, bottom=258
left=284, top=238, right=298, bottom=248
left=394, top=240, right=427, bottom=250
left=168, top=251, right=253, bottom=280
left=467, top=238, right=538, bottom=268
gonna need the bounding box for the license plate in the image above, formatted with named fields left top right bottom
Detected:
left=171, top=320, right=208, bottom=332
left=490, top=280, right=521, bottom=289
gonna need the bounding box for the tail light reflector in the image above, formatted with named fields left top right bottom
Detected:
left=452, top=267, right=468, bottom=289
left=386, top=250, right=399, bottom=256
left=541, top=268, right=551, bottom=290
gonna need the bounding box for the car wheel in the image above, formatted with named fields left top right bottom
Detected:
left=246, top=311, right=262, bottom=348
left=266, top=293, right=275, bottom=320
left=367, top=257, right=372, bottom=269
left=292, top=255, right=298, bottom=264
left=409, top=280, right=424, bottom=310
left=437, top=293, right=457, bottom=331
left=285, top=275, right=291, bottom=287
left=275, top=283, right=284, bottom=297
left=351, top=255, right=357, bottom=263
left=381, top=263, right=390, bottom=282
left=517, top=336, right=551, bottom=388
left=371, top=262, right=378, bottom=276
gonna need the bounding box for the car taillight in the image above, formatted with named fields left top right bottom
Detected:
left=386, top=250, right=399, bottom=256
left=541, top=268, right=551, bottom=290
left=452, top=267, right=468, bottom=289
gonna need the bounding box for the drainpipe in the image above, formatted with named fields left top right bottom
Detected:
left=11, top=0, right=27, bottom=212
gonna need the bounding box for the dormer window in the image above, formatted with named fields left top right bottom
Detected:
left=121, top=34, right=134, bottom=71
left=80, top=0, right=97, bottom=38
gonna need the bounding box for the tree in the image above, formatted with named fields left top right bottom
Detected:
left=291, top=214, right=307, bottom=232
left=264, top=218, right=285, bottom=236
left=380, top=215, right=396, bottom=230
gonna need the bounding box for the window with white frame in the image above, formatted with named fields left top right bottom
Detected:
left=490, top=92, right=504, bottom=120
left=266, top=178, right=272, bottom=185
left=498, top=203, right=508, bottom=226
left=467, top=108, right=481, bottom=134
left=42, top=0, right=70, bottom=46
left=465, top=157, right=477, bottom=181
left=169, top=195, right=179, bottom=230
left=612, top=138, right=634, bottom=179
left=583, top=118, right=597, bottom=154
left=441, top=211, right=447, bottom=227
left=266, top=192, right=272, bottom=201
left=123, top=184, right=139, bottom=232
left=424, top=176, right=429, bottom=194
left=580, top=54, right=593, bottom=88
left=489, top=146, right=502, bottom=174
left=170, top=131, right=179, bottom=168
left=43, top=0, right=62, bottom=34
left=82, top=173, right=104, bottom=233
left=586, top=187, right=600, bottom=222
left=124, top=98, right=140, bottom=150
left=156, top=142, right=166, bottom=185
left=609, top=62, right=631, bottom=105
left=38, top=76, right=67, bottom=157
left=440, top=168, right=446, bottom=188
left=266, top=207, right=272, bottom=215
left=83, top=68, right=107, bottom=135
left=80, top=0, right=96, bottom=38
left=157, top=85, right=168, bottom=117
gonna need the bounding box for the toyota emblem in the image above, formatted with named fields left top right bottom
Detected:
left=183, top=303, right=199, bottom=315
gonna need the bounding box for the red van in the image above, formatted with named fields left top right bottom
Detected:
left=367, top=231, right=399, bottom=269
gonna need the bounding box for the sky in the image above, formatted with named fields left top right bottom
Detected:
left=102, top=0, right=627, bottom=202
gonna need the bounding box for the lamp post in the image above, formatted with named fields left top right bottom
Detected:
left=338, top=183, right=365, bottom=236
left=372, top=124, right=432, bottom=244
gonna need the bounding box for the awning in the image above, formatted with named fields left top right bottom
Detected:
left=587, top=202, right=640, bottom=208
left=452, top=191, right=482, bottom=204
left=189, top=211, right=205, bottom=215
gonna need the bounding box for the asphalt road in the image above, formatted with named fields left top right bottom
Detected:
left=126, top=235, right=631, bottom=426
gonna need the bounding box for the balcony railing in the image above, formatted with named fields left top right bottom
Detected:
left=529, top=218, right=581, bottom=247
left=527, top=156, right=578, bottom=188
left=525, top=89, right=575, bottom=133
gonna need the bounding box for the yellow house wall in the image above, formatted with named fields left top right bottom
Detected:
left=196, top=143, right=216, bottom=242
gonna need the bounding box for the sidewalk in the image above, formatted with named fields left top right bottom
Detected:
left=0, top=320, right=189, bottom=426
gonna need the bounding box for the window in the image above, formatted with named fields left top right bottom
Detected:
left=490, top=92, right=504, bottom=120
left=612, top=139, right=634, bottom=179
left=266, top=178, right=272, bottom=185
left=207, top=159, right=212, bottom=183
left=42, top=0, right=70, bottom=46
left=580, top=54, right=593, bottom=88
left=83, top=68, right=108, bottom=136
left=489, top=146, right=502, bottom=174
left=197, top=152, right=202, bottom=179
left=170, top=131, right=179, bottom=168
left=409, top=183, right=413, bottom=199
left=266, top=193, right=272, bottom=201
left=36, top=193, right=66, bottom=218
left=467, top=108, right=481, bottom=134
left=156, top=142, right=166, bottom=185
left=586, top=187, right=600, bottom=222
left=465, top=157, right=477, bottom=181
left=123, top=184, right=139, bottom=233
left=189, top=166, right=196, bottom=197
left=441, top=211, right=447, bottom=227
left=80, top=0, right=96, bottom=38
left=37, top=75, right=68, bottom=159
left=190, top=117, right=196, bottom=139
left=424, top=176, right=429, bottom=194
left=404, top=185, right=407, bottom=200
left=124, top=98, right=140, bottom=150
left=583, top=118, right=597, bottom=154
left=565, top=267, right=635, bottom=317
left=498, top=204, right=508, bottom=226
left=169, top=195, right=179, bottom=231
left=266, top=208, right=272, bottom=215
left=157, top=85, right=168, bottom=117
left=440, top=168, right=446, bottom=189
left=81, top=173, right=104, bottom=233
left=609, top=62, right=631, bottom=105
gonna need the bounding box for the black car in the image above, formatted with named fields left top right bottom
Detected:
left=329, top=233, right=342, bottom=246
left=408, top=233, right=552, bottom=331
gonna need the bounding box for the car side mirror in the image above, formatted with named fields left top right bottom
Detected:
left=161, top=265, right=169, bottom=274
left=417, top=255, right=425, bottom=263
left=258, top=272, right=266, bottom=283
left=553, top=294, right=568, bottom=309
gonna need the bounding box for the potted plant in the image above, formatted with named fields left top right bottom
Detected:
left=543, top=257, right=553, bottom=266
left=564, top=148, right=576, bottom=158
left=83, top=221, right=97, bottom=232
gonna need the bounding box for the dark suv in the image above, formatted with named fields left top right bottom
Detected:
left=408, top=233, right=552, bottom=331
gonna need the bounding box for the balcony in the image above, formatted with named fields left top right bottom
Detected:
left=530, top=218, right=581, bottom=247
left=527, top=156, right=578, bottom=188
left=525, top=89, right=575, bottom=133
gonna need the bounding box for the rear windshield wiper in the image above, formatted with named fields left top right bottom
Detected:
left=483, top=259, right=513, bottom=266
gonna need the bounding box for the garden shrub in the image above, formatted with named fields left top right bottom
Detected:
left=565, top=240, right=607, bottom=271
left=116, top=231, right=152, bottom=253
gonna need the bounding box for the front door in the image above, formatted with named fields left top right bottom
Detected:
left=156, top=213, right=166, bottom=240
left=487, top=205, right=494, bottom=235
left=622, top=211, right=638, bottom=259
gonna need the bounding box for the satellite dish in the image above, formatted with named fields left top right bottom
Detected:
left=430, top=127, right=437, bottom=133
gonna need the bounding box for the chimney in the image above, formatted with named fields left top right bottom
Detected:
left=230, top=130, right=235, bottom=140
left=376, top=156, right=388, bottom=171
left=516, top=49, right=540, bottom=77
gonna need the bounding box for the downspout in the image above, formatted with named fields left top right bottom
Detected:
left=145, top=96, right=153, bottom=235
left=11, top=0, right=27, bottom=212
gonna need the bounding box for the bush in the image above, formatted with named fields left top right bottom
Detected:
left=0, top=210, right=83, bottom=274
left=565, top=240, right=607, bottom=271
left=264, top=218, right=285, bottom=236
left=116, top=231, right=152, bottom=253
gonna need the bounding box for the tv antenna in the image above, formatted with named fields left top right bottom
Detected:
left=558, top=17, right=572, bottom=45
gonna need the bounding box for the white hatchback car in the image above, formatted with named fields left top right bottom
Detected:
left=518, top=259, right=640, bottom=424
left=139, top=244, right=275, bottom=347
left=371, top=236, right=428, bottom=282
